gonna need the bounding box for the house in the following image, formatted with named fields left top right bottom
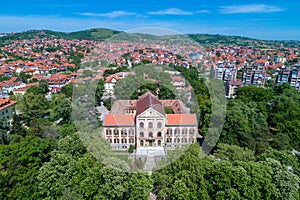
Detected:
left=171, top=76, right=186, bottom=90
left=0, top=81, right=26, bottom=98
left=0, top=98, right=17, bottom=131
left=104, top=74, right=120, bottom=95
left=102, top=92, right=199, bottom=150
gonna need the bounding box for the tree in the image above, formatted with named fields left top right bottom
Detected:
left=214, top=143, right=255, bottom=162
left=0, top=136, right=55, bottom=199
left=26, top=86, right=45, bottom=95
left=38, top=151, right=77, bottom=199
left=38, top=79, right=49, bottom=94
left=258, top=149, right=300, bottom=176
left=128, top=171, right=153, bottom=200
left=60, top=84, right=73, bottom=98
left=50, top=93, right=72, bottom=124
left=17, top=92, right=49, bottom=124
left=11, top=113, right=27, bottom=137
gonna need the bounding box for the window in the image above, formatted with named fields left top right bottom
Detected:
left=140, top=140, right=144, bottom=146
left=140, top=132, right=144, bottom=137
left=182, top=128, right=188, bottom=135
left=175, top=128, right=180, bottom=136
left=121, top=129, right=127, bottom=136
left=129, top=138, right=134, bottom=143
left=106, top=129, right=112, bottom=136
left=139, top=122, right=144, bottom=128
left=113, top=129, right=119, bottom=136
left=158, top=140, right=161, bottom=146
left=167, top=128, right=172, bottom=136
left=157, top=131, right=162, bottom=137
left=157, top=122, right=162, bottom=128
left=149, top=131, right=153, bottom=138
left=177, top=138, right=180, bottom=143
left=167, top=138, right=172, bottom=143
left=189, top=128, right=195, bottom=135
left=129, top=128, right=134, bottom=136
left=148, top=122, right=153, bottom=128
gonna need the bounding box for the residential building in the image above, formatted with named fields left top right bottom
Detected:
left=225, top=80, right=243, bottom=98
left=0, top=98, right=17, bottom=131
left=242, top=65, right=266, bottom=86
left=104, top=74, right=120, bottom=95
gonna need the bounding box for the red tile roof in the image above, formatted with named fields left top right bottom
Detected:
left=136, top=92, right=165, bottom=116
left=166, top=114, right=197, bottom=126
left=0, top=98, right=17, bottom=111
left=103, top=114, right=134, bottom=126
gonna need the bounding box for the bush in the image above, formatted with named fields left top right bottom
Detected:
left=128, top=145, right=135, bottom=153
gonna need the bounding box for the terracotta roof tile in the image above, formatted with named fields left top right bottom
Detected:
left=166, top=114, right=197, bottom=126
left=103, top=114, right=134, bottom=126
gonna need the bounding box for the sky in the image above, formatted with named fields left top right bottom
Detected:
left=0, top=0, right=300, bottom=40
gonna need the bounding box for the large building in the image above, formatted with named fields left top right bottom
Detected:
left=277, top=67, right=300, bottom=91
left=242, top=65, right=266, bottom=86
left=0, top=98, right=17, bottom=132
left=102, top=92, right=199, bottom=150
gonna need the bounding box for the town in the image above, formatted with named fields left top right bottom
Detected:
left=0, top=29, right=300, bottom=199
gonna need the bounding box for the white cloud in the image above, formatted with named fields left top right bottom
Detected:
left=148, top=8, right=193, bottom=15
left=196, top=10, right=210, bottom=13
left=77, top=11, right=136, bottom=18
left=219, top=4, right=284, bottom=14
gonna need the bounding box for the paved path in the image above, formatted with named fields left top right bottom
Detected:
left=143, top=150, right=157, bottom=173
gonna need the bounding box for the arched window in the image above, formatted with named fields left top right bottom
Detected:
left=177, top=138, right=180, bottom=143
left=175, top=128, right=180, bottom=136
left=148, top=122, right=153, bottom=128
left=158, top=140, right=161, bottom=146
left=140, top=132, right=144, bottom=137
left=189, top=128, right=195, bottom=135
left=140, top=140, right=144, bottom=146
left=106, top=129, right=112, bottom=135
left=182, top=128, right=188, bottom=135
left=157, top=131, right=162, bottom=137
left=113, top=129, right=119, bottom=136
left=139, top=122, right=144, bottom=128
left=129, top=128, right=134, bottom=136
left=157, top=122, right=162, bottom=128
left=121, top=129, right=127, bottom=136
left=167, top=128, right=172, bottom=136
left=149, top=131, right=153, bottom=138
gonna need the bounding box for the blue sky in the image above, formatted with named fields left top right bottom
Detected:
left=0, top=0, right=300, bottom=40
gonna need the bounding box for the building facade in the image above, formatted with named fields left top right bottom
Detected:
left=0, top=98, right=17, bottom=132
left=102, top=92, right=198, bottom=150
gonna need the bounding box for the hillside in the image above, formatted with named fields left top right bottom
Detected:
left=0, top=28, right=299, bottom=48
left=0, top=28, right=122, bottom=45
